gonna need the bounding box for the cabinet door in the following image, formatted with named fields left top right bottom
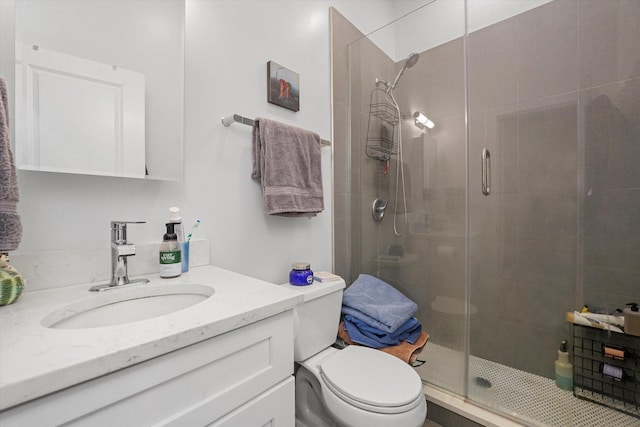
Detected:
left=16, top=44, right=145, bottom=178
left=193, top=377, right=294, bottom=427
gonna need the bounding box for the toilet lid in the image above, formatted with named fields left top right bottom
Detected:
left=319, top=346, right=422, bottom=409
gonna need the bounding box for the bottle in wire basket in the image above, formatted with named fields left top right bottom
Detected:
left=624, top=303, right=640, bottom=337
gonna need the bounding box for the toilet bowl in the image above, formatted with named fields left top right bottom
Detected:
left=281, top=278, right=427, bottom=427
left=296, top=346, right=426, bottom=427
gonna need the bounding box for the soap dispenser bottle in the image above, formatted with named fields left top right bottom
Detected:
left=555, top=339, right=573, bottom=390
left=169, top=207, right=188, bottom=273
left=159, top=223, right=181, bottom=278
left=624, top=303, right=640, bottom=337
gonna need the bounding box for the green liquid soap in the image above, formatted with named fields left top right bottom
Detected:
left=555, top=373, right=573, bottom=390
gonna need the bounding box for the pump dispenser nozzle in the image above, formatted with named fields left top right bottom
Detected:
left=164, top=222, right=177, bottom=240
left=560, top=339, right=568, bottom=353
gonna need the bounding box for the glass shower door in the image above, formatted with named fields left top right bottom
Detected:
left=343, top=0, right=468, bottom=397
left=466, top=0, right=640, bottom=424
left=466, top=0, right=582, bottom=419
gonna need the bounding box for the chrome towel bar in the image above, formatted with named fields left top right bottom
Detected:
left=221, top=114, right=331, bottom=147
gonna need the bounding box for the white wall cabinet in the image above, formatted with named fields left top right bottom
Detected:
left=0, top=311, right=295, bottom=426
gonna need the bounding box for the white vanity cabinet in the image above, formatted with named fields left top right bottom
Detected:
left=0, top=311, right=295, bottom=426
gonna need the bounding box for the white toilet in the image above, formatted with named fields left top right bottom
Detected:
left=281, top=278, right=427, bottom=427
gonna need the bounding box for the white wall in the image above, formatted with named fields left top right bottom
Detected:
left=183, top=0, right=338, bottom=282
left=2, top=0, right=393, bottom=285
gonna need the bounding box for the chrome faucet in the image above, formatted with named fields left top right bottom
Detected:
left=89, top=221, right=150, bottom=292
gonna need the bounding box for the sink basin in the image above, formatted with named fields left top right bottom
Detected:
left=41, top=284, right=214, bottom=329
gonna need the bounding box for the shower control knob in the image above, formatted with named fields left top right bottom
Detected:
left=372, top=198, right=387, bottom=222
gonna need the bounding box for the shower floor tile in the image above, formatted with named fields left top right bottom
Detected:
left=416, top=342, right=639, bottom=426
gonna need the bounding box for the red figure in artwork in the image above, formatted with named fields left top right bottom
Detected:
left=279, top=79, right=290, bottom=99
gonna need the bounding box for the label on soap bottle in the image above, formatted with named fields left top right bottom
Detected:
left=159, top=250, right=181, bottom=277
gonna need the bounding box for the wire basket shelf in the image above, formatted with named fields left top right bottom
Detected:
left=572, top=324, right=640, bottom=419
left=366, top=87, right=404, bottom=159
left=369, top=101, right=405, bottom=125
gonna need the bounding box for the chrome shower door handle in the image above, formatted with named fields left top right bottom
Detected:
left=481, top=148, right=491, bottom=196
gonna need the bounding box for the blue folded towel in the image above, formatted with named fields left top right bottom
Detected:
left=343, top=314, right=422, bottom=349
left=341, top=274, right=417, bottom=333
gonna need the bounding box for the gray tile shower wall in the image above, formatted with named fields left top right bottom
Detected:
left=330, top=7, right=362, bottom=282
left=582, top=78, right=640, bottom=308
left=578, top=0, right=640, bottom=316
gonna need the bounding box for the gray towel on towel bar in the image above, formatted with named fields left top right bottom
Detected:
left=0, top=77, right=22, bottom=252
left=252, top=118, right=323, bottom=217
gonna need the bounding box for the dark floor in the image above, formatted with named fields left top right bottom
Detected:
left=424, top=401, right=483, bottom=427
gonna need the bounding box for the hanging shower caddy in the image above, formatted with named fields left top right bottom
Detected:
left=365, top=87, right=404, bottom=161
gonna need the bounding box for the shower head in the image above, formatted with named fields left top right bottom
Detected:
left=405, top=52, right=420, bottom=68
left=386, top=52, right=420, bottom=94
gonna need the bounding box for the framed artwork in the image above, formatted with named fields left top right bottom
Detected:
left=267, top=60, right=299, bottom=112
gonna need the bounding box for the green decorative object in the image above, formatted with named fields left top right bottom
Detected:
left=0, top=255, right=24, bottom=306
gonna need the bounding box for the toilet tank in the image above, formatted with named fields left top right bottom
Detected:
left=281, top=278, right=345, bottom=361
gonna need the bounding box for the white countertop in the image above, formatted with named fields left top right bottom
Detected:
left=0, top=265, right=303, bottom=411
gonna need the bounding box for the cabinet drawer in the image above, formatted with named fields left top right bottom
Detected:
left=165, top=376, right=295, bottom=427
left=0, top=311, right=294, bottom=427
